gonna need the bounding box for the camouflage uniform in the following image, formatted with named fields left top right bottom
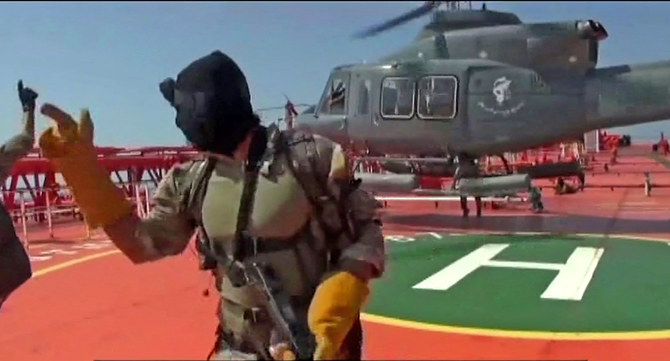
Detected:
left=0, top=99, right=35, bottom=307
left=0, top=128, right=34, bottom=182
left=37, top=50, right=382, bottom=359
left=102, top=127, right=385, bottom=360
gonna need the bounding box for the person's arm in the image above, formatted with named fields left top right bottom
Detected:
left=0, top=111, right=35, bottom=182
left=103, top=162, right=198, bottom=263
left=0, top=81, right=38, bottom=182
left=38, top=103, right=195, bottom=264
left=307, top=136, right=385, bottom=360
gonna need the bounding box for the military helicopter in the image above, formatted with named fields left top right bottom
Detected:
left=293, top=1, right=670, bottom=179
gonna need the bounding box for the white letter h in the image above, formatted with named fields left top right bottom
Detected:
left=413, top=243, right=604, bottom=301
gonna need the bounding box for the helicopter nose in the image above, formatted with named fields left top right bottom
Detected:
left=294, top=114, right=349, bottom=144
left=293, top=113, right=314, bottom=132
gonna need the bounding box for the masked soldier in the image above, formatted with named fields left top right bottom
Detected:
left=37, top=51, right=385, bottom=360
left=0, top=81, right=38, bottom=309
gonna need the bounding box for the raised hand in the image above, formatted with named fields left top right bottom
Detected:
left=17, top=80, right=38, bottom=112
left=38, top=103, right=94, bottom=159
left=37, top=102, right=131, bottom=228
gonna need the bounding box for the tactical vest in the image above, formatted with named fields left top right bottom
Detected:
left=184, top=128, right=362, bottom=359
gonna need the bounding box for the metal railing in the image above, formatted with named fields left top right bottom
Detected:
left=5, top=183, right=156, bottom=249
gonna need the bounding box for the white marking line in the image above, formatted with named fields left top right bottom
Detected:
left=416, top=232, right=443, bottom=239
left=71, top=242, right=112, bottom=250
left=541, top=247, right=604, bottom=301
left=384, top=235, right=416, bottom=243
left=26, top=240, right=114, bottom=263
left=414, top=243, right=508, bottom=291
left=414, top=243, right=605, bottom=301
left=39, top=249, right=78, bottom=256
left=486, top=260, right=562, bottom=271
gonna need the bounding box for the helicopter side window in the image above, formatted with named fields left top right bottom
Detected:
left=319, top=77, right=347, bottom=115
left=381, top=77, right=415, bottom=120
left=356, top=79, right=371, bottom=116
left=417, top=76, right=458, bottom=120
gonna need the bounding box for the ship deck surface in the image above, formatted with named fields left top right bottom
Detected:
left=2, top=145, right=670, bottom=361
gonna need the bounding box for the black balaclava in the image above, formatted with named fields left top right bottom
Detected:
left=159, top=50, right=260, bottom=156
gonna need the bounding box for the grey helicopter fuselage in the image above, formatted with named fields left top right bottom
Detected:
left=295, top=10, right=670, bottom=158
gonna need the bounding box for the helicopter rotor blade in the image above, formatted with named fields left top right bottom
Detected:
left=282, top=93, right=311, bottom=109
left=353, top=1, right=439, bottom=39
left=256, top=97, right=311, bottom=113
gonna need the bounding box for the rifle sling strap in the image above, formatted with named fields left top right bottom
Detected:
left=191, top=155, right=262, bottom=272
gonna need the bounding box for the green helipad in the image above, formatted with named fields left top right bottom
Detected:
left=364, top=233, right=670, bottom=334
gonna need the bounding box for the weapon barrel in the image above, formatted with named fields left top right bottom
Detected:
left=355, top=172, right=421, bottom=193
left=458, top=174, right=531, bottom=196
left=517, top=161, right=583, bottom=179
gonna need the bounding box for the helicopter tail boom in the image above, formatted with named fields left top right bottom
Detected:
left=585, top=60, right=670, bottom=130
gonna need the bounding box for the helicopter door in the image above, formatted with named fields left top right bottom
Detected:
left=366, top=76, right=418, bottom=154
left=314, top=72, right=351, bottom=145
left=346, top=75, right=373, bottom=150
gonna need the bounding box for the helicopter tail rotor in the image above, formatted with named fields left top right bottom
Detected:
left=353, top=1, right=440, bottom=39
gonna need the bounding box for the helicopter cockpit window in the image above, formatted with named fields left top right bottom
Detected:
left=319, top=77, right=347, bottom=115
left=356, top=79, right=371, bottom=116
left=417, top=76, right=458, bottom=120
left=381, top=77, right=415, bottom=119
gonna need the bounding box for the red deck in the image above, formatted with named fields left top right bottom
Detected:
left=2, top=143, right=670, bottom=361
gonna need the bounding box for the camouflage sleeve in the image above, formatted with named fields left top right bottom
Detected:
left=103, top=162, right=197, bottom=263
left=314, top=136, right=385, bottom=281
left=0, top=112, right=34, bottom=183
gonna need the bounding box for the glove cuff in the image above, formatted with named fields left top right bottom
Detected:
left=308, top=271, right=369, bottom=359
left=53, top=156, right=134, bottom=228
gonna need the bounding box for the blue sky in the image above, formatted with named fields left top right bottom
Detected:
left=0, top=1, right=668, bottom=147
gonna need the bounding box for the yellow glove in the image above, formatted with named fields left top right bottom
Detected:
left=38, top=103, right=133, bottom=228
left=308, top=271, right=369, bottom=360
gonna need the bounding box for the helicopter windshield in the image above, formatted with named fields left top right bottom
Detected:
left=318, top=75, right=348, bottom=115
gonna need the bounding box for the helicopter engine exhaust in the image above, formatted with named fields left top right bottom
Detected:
left=576, top=20, right=608, bottom=41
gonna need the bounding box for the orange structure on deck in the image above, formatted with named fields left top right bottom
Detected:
left=2, top=146, right=199, bottom=216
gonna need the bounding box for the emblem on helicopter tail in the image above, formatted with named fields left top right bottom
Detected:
left=477, top=76, right=525, bottom=117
